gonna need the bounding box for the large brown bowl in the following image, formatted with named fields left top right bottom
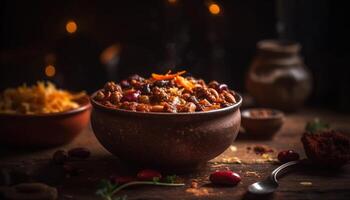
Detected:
left=90, top=92, right=242, bottom=169
left=0, top=96, right=91, bottom=147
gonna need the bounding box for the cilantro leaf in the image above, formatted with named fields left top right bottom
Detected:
left=164, top=175, right=177, bottom=183
left=305, top=118, right=330, bottom=133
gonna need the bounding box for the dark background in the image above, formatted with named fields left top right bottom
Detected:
left=1, top=0, right=349, bottom=112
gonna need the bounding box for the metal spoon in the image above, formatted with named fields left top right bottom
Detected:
left=248, top=160, right=300, bottom=195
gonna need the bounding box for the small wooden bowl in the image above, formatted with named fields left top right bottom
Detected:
left=241, top=108, right=284, bottom=139
left=0, top=96, right=91, bottom=147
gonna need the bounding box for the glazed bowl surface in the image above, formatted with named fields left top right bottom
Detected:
left=0, top=96, right=91, bottom=147
left=90, top=92, right=242, bottom=169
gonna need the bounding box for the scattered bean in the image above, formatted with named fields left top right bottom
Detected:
left=122, top=90, right=141, bottom=102
left=52, top=150, right=68, bottom=165
left=278, top=150, right=300, bottom=163
left=209, top=170, right=241, bottom=186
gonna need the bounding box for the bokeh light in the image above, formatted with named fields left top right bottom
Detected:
left=209, top=3, right=221, bottom=15
left=66, top=20, right=77, bottom=34
left=45, top=65, right=56, bottom=77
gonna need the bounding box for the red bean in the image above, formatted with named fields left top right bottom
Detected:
left=68, top=148, right=91, bottom=159
left=278, top=150, right=300, bottom=163
left=120, top=80, right=131, bottom=88
left=110, top=175, right=136, bottom=185
left=122, top=90, right=141, bottom=102
left=209, top=170, right=241, bottom=186
left=218, top=84, right=228, bottom=92
left=137, top=169, right=162, bottom=181
left=52, top=150, right=68, bottom=165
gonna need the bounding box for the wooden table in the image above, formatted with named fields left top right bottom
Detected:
left=1, top=108, right=350, bottom=200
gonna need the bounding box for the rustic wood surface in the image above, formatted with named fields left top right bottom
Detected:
left=1, top=108, right=350, bottom=200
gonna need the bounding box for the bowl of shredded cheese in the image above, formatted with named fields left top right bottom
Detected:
left=0, top=82, right=91, bottom=147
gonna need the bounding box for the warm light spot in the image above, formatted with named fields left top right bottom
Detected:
left=45, top=65, right=56, bottom=77
left=66, top=20, right=77, bottom=34
left=100, top=44, right=122, bottom=64
left=168, top=0, right=177, bottom=4
left=209, top=3, right=221, bottom=15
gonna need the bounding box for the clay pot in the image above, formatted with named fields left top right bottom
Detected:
left=246, top=40, right=312, bottom=111
left=90, top=92, right=242, bottom=170
left=0, top=96, right=91, bottom=147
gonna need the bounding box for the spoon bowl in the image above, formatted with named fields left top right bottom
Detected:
left=248, top=160, right=300, bottom=195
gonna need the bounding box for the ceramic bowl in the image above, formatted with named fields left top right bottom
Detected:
left=241, top=108, right=284, bottom=139
left=0, top=96, right=91, bottom=147
left=90, top=92, right=242, bottom=169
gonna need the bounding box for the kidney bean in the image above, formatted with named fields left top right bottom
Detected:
left=218, top=84, right=228, bottom=92
left=189, top=96, right=204, bottom=111
left=122, top=90, right=141, bottom=102
left=185, top=102, right=196, bottom=112
left=128, top=74, right=144, bottom=81
left=151, top=105, right=164, bottom=112
left=130, top=80, right=143, bottom=89
left=137, top=169, right=162, bottom=181
left=52, top=150, right=68, bottom=165
left=94, top=91, right=105, bottom=101
left=208, top=81, right=219, bottom=89
left=120, top=101, right=138, bottom=111
left=163, top=102, right=177, bottom=113
left=104, top=82, right=121, bottom=92
left=68, top=148, right=91, bottom=159
left=208, top=88, right=220, bottom=100
left=223, top=91, right=236, bottom=103
left=136, top=103, right=150, bottom=112
left=120, top=80, right=131, bottom=88
left=278, top=150, right=300, bottom=163
left=209, top=170, right=241, bottom=186
left=139, top=95, right=150, bottom=104
left=110, top=175, right=136, bottom=185
left=110, top=92, right=123, bottom=104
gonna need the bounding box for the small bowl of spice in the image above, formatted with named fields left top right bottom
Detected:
left=241, top=108, right=284, bottom=139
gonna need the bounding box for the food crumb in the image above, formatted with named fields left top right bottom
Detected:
left=221, top=157, right=242, bottom=164
left=229, top=145, right=237, bottom=152
left=300, top=181, right=313, bottom=186
left=253, top=145, right=274, bottom=155
left=186, top=188, right=210, bottom=196
left=245, top=171, right=260, bottom=178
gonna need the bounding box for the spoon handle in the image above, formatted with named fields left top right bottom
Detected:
left=270, top=160, right=301, bottom=183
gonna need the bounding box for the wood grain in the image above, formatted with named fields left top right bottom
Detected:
left=1, top=108, right=349, bottom=200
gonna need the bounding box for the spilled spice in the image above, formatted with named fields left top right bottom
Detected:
left=186, top=188, right=211, bottom=196
left=253, top=145, right=274, bottom=155
left=245, top=171, right=261, bottom=178
left=300, top=181, right=313, bottom=186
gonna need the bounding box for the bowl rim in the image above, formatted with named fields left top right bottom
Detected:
left=90, top=90, right=242, bottom=116
left=241, top=108, right=284, bottom=120
left=0, top=95, right=91, bottom=118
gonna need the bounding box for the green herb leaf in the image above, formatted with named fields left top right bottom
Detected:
left=96, top=179, right=117, bottom=200
left=152, top=177, right=160, bottom=182
left=305, top=118, right=330, bottom=133
left=164, top=175, right=178, bottom=183
left=113, top=195, right=128, bottom=200
left=96, top=177, right=184, bottom=200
